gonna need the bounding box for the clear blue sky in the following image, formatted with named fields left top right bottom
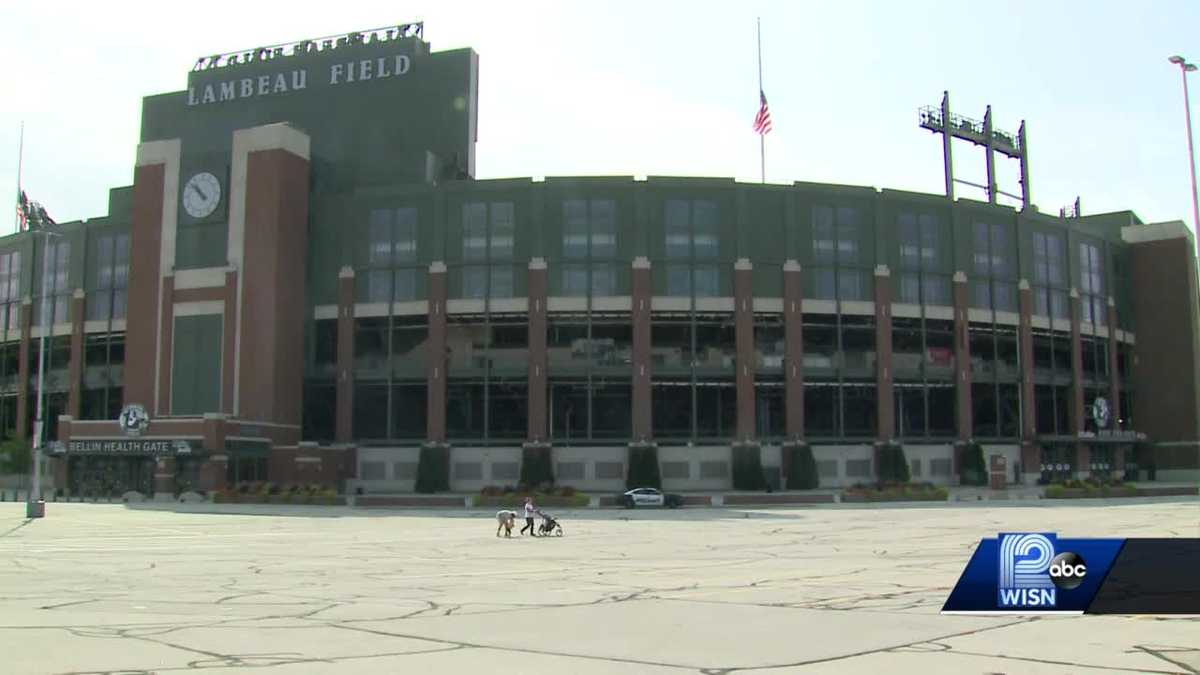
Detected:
left=1, top=0, right=1198, bottom=232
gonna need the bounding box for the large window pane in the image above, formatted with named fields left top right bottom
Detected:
left=488, top=381, right=527, bottom=439
left=446, top=382, right=485, bottom=437
left=652, top=380, right=692, bottom=437
left=592, top=379, right=631, bottom=438
left=842, top=383, right=876, bottom=436
left=805, top=382, right=836, bottom=436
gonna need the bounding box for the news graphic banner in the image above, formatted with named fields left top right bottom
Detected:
left=942, top=534, right=1200, bottom=614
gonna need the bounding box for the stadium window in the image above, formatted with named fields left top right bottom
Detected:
left=560, top=198, right=618, bottom=296
left=1079, top=241, right=1104, bottom=326
left=970, top=221, right=1014, bottom=311
left=804, top=381, right=836, bottom=436
left=663, top=199, right=721, bottom=297
left=461, top=201, right=516, bottom=299
left=927, top=384, right=956, bottom=437
left=0, top=251, right=21, bottom=332
left=35, top=241, right=70, bottom=326
left=897, top=212, right=943, bottom=305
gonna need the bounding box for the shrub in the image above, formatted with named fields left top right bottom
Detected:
left=480, top=485, right=503, bottom=497
left=877, top=442, right=910, bottom=484
left=557, top=485, right=577, bottom=497
left=786, top=444, right=819, bottom=490
left=415, top=444, right=450, bottom=494
left=626, top=445, right=661, bottom=490
left=520, top=444, right=555, bottom=488
left=0, top=438, right=31, bottom=474
left=732, top=444, right=766, bottom=491
left=958, top=442, right=987, bottom=486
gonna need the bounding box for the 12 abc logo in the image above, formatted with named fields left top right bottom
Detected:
left=1048, top=551, right=1087, bottom=590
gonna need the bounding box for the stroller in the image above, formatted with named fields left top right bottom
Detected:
left=537, top=511, right=563, bottom=537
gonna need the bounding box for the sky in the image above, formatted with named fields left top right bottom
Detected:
left=1, top=0, right=1199, bottom=232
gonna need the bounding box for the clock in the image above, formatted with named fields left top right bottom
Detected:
left=182, top=172, right=222, bottom=219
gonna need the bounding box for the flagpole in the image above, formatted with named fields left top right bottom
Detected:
left=15, top=122, right=23, bottom=233
left=757, top=18, right=764, bottom=184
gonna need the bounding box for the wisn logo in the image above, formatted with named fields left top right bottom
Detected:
left=997, top=533, right=1088, bottom=608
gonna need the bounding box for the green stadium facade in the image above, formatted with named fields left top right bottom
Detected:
left=4, top=28, right=1198, bottom=497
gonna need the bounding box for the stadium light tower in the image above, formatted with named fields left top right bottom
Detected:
left=1168, top=55, right=1200, bottom=256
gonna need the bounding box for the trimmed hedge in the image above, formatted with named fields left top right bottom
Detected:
left=732, top=444, right=766, bottom=491
left=843, top=483, right=948, bottom=503
left=474, top=494, right=589, bottom=508
left=877, top=442, right=910, bottom=484
left=626, top=445, right=661, bottom=490
left=415, top=444, right=450, bottom=494
left=958, top=442, right=987, bottom=486
left=520, top=444, right=555, bottom=488
left=786, top=444, right=819, bottom=490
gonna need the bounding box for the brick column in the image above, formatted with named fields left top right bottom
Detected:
left=125, top=142, right=178, bottom=412
left=1107, top=297, right=1125, bottom=476
left=157, top=275, right=174, bottom=416
left=15, top=298, right=31, bottom=440
left=335, top=267, right=355, bottom=443
left=426, top=262, right=448, bottom=443
left=1106, top=297, right=1121, bottom=423
left=1018, top=280, right=1039, bottom=484
left=734, top=259, right=755, bottom=441
left=527, top=259, right=548, bottom=442
left=1070, top=288, right=1089, bottom=478
left=874, top=265, right=894, bottom=443
left=952, top=271, right=972, bottom=473
left=783, top=261, right=804, bottom=438
left=201, top=413, right=228, bottom=492
left=67, top=289, right=85, bottom=419
left=221, top=268, right=238, bottom=414
left=631, top=257, right=652, bottom=441
left=781, top=261, right=805, bottom=484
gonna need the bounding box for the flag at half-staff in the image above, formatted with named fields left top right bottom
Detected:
left=753, top=90, right=772, bottom=135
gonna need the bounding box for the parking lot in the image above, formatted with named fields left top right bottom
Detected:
left=1, top=499, right=1197, bottom=674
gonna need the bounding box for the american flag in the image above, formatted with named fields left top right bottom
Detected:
left=753, top=90, right=772, bottom=135
left=15, top=191, right=27, bottom=232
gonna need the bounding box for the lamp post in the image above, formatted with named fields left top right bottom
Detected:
left=26, top=229, right=60, bottom=519
left=1168, top=55, right=1200, bottom=254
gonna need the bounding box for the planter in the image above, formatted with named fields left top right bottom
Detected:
left=474, top=494, right=589, bottom=509
left=842, top=487, right=949, bottom=503
left=1045, top=486, right=1138, bottom=499
left=214, top=493, right=345, bottom=505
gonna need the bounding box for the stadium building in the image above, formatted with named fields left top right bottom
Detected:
left=6, top=25, right=1199, bottom=497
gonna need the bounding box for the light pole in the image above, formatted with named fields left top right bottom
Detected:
left=26, top=228, right=60, bottom=519
left=1168, top=55, right=1200, bottom=254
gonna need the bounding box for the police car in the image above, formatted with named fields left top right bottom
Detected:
left=621, top=487, right=683, bottom=509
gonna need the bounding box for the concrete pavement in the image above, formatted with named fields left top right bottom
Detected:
left=1, top=500, right=1197, bottom=674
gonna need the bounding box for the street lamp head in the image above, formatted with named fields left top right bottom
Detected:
left=1169, top=55, right=1185, bottom=64
left=1188, top=64, right=1199, bottom=73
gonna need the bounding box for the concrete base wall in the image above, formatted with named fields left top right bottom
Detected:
left=810, top=445, right=875, bottom=488
left=659, top=445, right=733, bottom=491
left=354, top=447, right=421, bottom=493
left=903, top=445, right=957, bottom=486
left=448, top=446, right=523, bottom=493
left=554, top=446, right=627, bottom=493
left=348, top=442, right=1046, bottom=492
left=1154, top=468, right=1200, bottom=482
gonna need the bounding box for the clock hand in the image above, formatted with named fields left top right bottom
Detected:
left=191, top=183, right=208, bottom=201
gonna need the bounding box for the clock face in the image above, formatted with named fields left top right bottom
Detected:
left=182, top=172, right=222, bottom=219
